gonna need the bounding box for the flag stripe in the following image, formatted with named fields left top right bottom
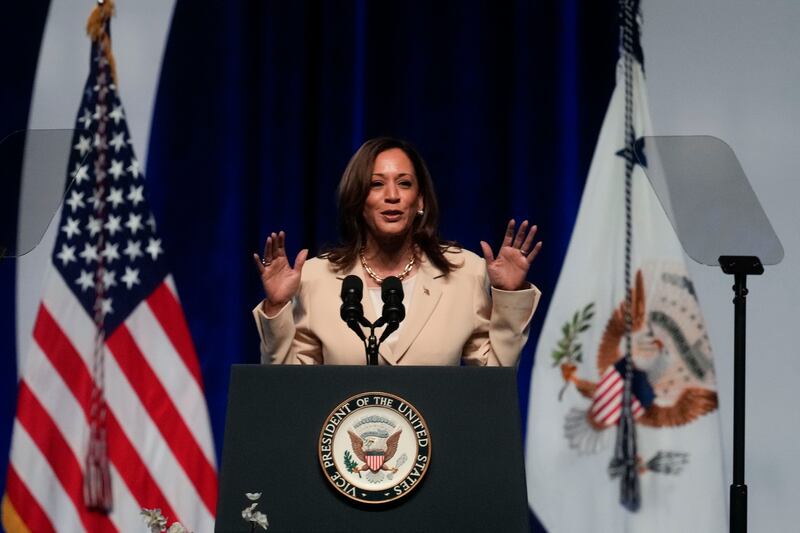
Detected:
left=593, top=382, right=623, bottom=420
left=4, top=467, right=55, bottom=533
left=33, top=301, right=93, bottom=413
left=15, top=382, right=119, bottom=532
left=593, top=396, right=619, bottom=421
left=164, top=275, right=179, bottom=296
left=32, top=301, right=183, bottom=526
left=590, top=365, right=648, bottom=427
left=599, top=404, right=621, bottom=426
left=595, top=366, right=620, bottom=394
left=591, top=375, right=623, bottom=414
left=24, top=340, right=143, bottom=531
left=106, top=325, right=218, bottom=513
left=103, top=349, right=212, bottom=528
left=597, top=398, right=643, bottom=427
left=146, top=281, right=203, bottom=387
left=10, top=422, right=85, bottom=532
left=594, top=367, right=618, bottom=394
left=128, top=292, right=215, bottom=464
left=105, top=415, right=183, bottom=526
left=24, top=342, right=88, bottom=462
left=108, top=464, right=149, bottom=533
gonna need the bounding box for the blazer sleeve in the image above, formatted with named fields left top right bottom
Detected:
left=251, top=281, right=323, bottom=365
left=461, top=266, right=541, bottom=367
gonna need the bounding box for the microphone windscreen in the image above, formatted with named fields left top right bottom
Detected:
left=381, top=276, right=405, bottom=324
left=341, top=275, right=363, bottom=299
left=381, top=276, right=403, bottom=300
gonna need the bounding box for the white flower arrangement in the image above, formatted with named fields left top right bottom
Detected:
left=141, top=508, right=167, bottom=532
left=166, top=523, right=190, bottom=533
left=142, top=491, right=268, bottom=532
left=140, top=508, right=190, bottom=533
left=242, top=492, right=269, bottom=530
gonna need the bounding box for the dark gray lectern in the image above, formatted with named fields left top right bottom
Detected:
left=215, top=365, right=530, bottom=533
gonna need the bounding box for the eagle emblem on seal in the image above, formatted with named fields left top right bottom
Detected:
left=347, top=429, right=402, bottom=474
left=554, top=264, right=718, bottom=474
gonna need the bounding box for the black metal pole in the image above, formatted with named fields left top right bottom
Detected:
left=720, top=256, right=762, bottom=533
left=366, top=331, right=379, bottom=366
left=730, top=272, right=748, bottom=533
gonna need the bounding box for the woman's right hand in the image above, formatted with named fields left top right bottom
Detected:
left=252, top=231, right=308, bottom=316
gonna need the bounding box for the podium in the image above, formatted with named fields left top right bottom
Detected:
left=215, top=365, right=530, bottom=532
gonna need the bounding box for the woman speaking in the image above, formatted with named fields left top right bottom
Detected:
left=252, top=137, right=542, bottom=366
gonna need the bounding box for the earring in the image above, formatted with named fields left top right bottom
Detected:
left=417, top=209, right=424, bottom=216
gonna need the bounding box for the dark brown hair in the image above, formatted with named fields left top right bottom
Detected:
left=321, top=137, right=460, bottom=274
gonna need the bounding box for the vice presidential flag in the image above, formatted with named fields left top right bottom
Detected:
left=2, top=4, right=217, bottom=532
left=524, top=16, right=727, bottom=533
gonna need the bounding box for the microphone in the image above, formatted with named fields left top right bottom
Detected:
left=379, top=276, right=405, bottom=342
left=340, top=275, right=365, bottom=340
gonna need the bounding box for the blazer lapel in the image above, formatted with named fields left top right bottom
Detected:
left=384, top=258, right=443, bottom=364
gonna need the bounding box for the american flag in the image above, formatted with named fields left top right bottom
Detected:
left=3, top=8, right=217, bottom=532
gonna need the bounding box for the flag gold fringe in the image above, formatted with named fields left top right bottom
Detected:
left=86, top=0, right=118, bottom=84
left=1, top=494, right=32, bottom=533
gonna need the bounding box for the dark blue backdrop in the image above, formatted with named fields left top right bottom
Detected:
left=0, top=1, right=51, bottom=525
left=1, top=1, right=619, bottom=529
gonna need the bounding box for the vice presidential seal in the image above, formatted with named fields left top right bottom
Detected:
left=318, top=392, right=431, bottom=504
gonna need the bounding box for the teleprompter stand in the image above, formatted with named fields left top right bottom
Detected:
left=215, top=365, right=530, bottom=533
left=719, top=256, right=762, bottom=533
left=635, top=136, right=784, bottom=533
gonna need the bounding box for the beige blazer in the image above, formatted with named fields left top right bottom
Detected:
left=252, top=249, right=541, bottom=366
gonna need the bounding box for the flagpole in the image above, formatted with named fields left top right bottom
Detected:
left=719, top=255, right=763, bottom=533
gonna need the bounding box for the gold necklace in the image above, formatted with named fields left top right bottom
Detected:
left=359, top=249, right=416, bottom=284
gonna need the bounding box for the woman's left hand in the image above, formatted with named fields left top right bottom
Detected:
left=480, top=219, right=542, bottom=291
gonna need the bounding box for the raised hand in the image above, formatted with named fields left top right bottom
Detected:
left=252, top=231, right=308, bottom=315
left=479, top=219, right=542, bottom=291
